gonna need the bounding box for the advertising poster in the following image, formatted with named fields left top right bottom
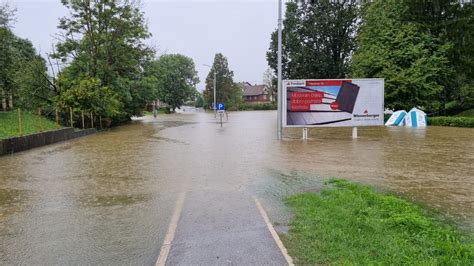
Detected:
left=283, top=79, right=384, bottom=127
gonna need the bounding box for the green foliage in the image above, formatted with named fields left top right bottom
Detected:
left=54, top=0, right=154, bottom=122
left=194, top=93, right=204, bottom=108
left=428, top=116, right=474, bottom=128
left=56, top=75, right=121, bottom=118
left=402, top=0, right=474, bottom=111
left=144, top=54, right=199, bottom=111
left=353, top=0, right=474, bottom=113
left=0, top=4, right=50, bottom=112
left=203, top=53, right=241, bottom=109
left=267, top=1, right=360, bottom=79
left=284, top=179, right=474, bottom=265
left=352, top=0, right=453, bottom=113
left=0, top=110, right=61, bottom=139
left=455, top=109, right=474, bottom=117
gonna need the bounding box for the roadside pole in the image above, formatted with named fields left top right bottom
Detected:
left=214, top=71, right=217, bottom=118
left=277, top=0, right=283, bottom=140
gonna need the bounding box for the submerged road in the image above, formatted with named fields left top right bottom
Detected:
left=0, top=110, right=473, bottom=264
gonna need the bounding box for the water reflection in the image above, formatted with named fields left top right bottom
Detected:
left=0, top=111, right=472, bottom=263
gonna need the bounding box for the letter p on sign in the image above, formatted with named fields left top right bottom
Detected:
left=217, top=102, right=225, bottom=111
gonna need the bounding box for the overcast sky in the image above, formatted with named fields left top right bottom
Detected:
left=9, top=0, right=281, bottom=91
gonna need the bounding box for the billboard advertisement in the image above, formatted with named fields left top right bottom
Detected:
left=283, top=79, right=384, bottom=127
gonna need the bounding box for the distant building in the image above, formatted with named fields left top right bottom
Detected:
left=241, top=83, right=272, bottom=103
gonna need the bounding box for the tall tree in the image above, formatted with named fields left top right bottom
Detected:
left=0, top=2, right=15, bottom=110
left=54, top=0, right=154, bottom=121
left=401, top=0, right=474, bottom=113
left=267, top=0, right=360, bottom=79
left=352, top=0, right=452, bottom=112
left=0, top=3, right=49, bottom=111
left=144, top=54, right=199, bottom=111
left=203, top=53, right=237, bottom=108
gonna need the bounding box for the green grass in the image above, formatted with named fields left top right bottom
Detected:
left=283, top=179, right=474, bottom=265
left=0, top=110, right=62, bottom=139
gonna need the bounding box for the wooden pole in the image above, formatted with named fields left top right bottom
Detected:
left=90, top=112, right=94, bottom=128
left=55, top=109, right=59, bottom=125
left=70, top=107, right=73, bottom=127
left=18, top=108, right=23, bottom=136
left=99, top=116, right=102, bottom=129
left=38, top=108, right=43, bottom=132
left=81, top=111, right=85, bottom=129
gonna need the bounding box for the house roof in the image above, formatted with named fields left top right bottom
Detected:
left=243, top=85, right=268, bottom=96
left=236, top=82, right=252, bottom=88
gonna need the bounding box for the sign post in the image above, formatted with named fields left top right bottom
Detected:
left=217, top=102, right=225, bottom=128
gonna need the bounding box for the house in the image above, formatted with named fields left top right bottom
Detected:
left=242, top=83, right=272, bottom=103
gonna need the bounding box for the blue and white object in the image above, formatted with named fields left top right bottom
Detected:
left=385, top=110, right=407, bottom=126
left=217, top=102, right=225, bottom=112
left=405, top=107, right=427, bottom=127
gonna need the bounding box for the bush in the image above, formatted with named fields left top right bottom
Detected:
left=428, top=116, right=474, bottom=128
left=455, top=109, right=474, bottom=117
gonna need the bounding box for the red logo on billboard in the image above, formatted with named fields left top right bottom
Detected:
left=330, top=101, right=339, bottom=110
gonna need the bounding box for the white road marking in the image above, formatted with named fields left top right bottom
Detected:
left=156, top=192, right=186, bottom=266
left=253, top=196, right=294, bottom=266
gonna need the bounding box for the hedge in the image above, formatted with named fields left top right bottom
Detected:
left=428, top=116, right=474, bottom=128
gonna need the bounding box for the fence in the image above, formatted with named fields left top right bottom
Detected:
left=0, top=108, right=104, bottom=139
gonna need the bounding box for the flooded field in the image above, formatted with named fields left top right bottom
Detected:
left=0, top=110, right=472, bottom=264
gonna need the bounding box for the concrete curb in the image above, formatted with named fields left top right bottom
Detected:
left=0, top=127, right=97, bottom=156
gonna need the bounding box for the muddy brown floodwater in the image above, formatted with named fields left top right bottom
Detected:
left=0, top=110, right=473, bottom=264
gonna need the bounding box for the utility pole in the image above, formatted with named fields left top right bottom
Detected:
left=277, top=0, right=283, bottom=140
left=213, top=71, right=217, bottom=115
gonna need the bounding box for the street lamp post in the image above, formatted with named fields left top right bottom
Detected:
left=277, top=0, right=283, bottom=140
left=213, top=71, right=216, bottom=114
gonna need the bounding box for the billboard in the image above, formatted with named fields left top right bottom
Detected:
left=284, top=79, right=384, bottom=127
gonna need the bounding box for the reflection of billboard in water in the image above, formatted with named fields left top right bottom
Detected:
left=284, top=79, right=384, bottom=127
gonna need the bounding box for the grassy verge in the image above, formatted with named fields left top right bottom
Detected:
left=428, top=116, right=474, bottom=128
left=283, top=179, right=474, bottom=265
left=0, top=111, right=61, bottom=139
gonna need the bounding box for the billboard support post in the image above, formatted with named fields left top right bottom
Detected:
left=352, top=127, right=358, bottom=139
left=303, top=128, right=308, bottom=140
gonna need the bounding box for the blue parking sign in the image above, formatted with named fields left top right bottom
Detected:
left=217, top=102, right=225, bottom=111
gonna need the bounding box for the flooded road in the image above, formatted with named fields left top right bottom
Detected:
left=0, top=111, right=473, bottom=264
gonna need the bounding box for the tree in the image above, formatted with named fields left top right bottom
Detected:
left=0, top=2, right=15, bottom=110
left=267, top=0, right=360, bottom=80
left=195, top=93, right=204, bottom=108
left=0, top=3, right=50, bottom=111
left=144, top=54, right=199, bottom=111
left=0, top=2, right=15, bottom=28
left=54, top=0, right=154, bottom=121
left=262, top=67, right=276, bottom=102
left=203, top=53, right=239, bottom=108
left=352, top=0, right=453, bottom=112
left=400, top=0, right=474, bottom=113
